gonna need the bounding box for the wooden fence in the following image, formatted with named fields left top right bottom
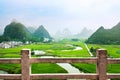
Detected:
left=0, top=49, right=120, bottom=80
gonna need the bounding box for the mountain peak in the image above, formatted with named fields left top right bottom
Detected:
left=11, top=19, right=18, bottom=23
left=75, top=27, right=93, bottom=39
left=38, top=25, right=44, bottom=28
left=112, top=22, right=120, bottom=29
left=99, top=26, right=104, bottom=29
left=86, top=23, right=120, bottom=44
left=34, top=25, right=51, bottom=38
left=96, top=26, right=104, bottom=32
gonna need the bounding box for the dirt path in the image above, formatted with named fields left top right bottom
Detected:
left=84, top=43, right=93, bottom=56
left=41, top=56, right=85, bottom=80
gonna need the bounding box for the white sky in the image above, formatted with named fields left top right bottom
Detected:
left=0, top=0, right=120, bottom=34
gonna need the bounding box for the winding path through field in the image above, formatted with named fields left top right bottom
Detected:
left=38, top=45, right=88, bottom=80
left=57, top=63, right=85, bottom=80
left=84, top=43, right=93, bottom=56
left=41, top=56, right=85, bottom=80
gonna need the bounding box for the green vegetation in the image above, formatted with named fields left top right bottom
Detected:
left=72, top=63, right=120, bottom=73
left=72, top=63, right=96, bottom=73
left=87, top=44, right=120, bottom=58
left=86, top=22, right=120, bottom=44
left=33, top=25, right=52, bottom=42
left=0, top=41, right=89, bottom=58
left=3, top=22, right=31, bottom=41
left=0, top=40, right=120, bottom=77
left=0, top=63, right=67, bottom=74
left=48, top=41, right=89, bottom=57
left=32, top=63, right=67, bottom=73
left=0, top=40, right=89, bottom=74
left=72, top=43, right=120, bottom=75
left=0, top=64, right=21, bottom=74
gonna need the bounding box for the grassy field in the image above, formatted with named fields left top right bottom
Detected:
left=0, top=40, right=89, bottom=74
left=87, top=44, right=120, bottom=58
left=72, top=43, right=120, bottom=76
left=32, top=63, right=67, bottom=74
left=72, top=63, right=120, bottom=73
left=49, top=41, right=89, bottom=57
left=0, top=40, right=120, bottom=77
left=0, top=63, right=67, bottom=74
left=0, top=41, right=89, bottom=58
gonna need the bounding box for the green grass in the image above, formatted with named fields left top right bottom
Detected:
left=51, top=50, right=89, bottom=57
left=49, top=41, right=90, bottom=57
left=0, top=41, right=89, bottom=74
left=87, top=44, right=120, bottom=58
left=72, top=63, right=96, bottom=73
left=0, top=41, right=89, bottom=58
left=72, top=63, right=120, bottom=73
left=0, top=64, right=21, bottom=74
left=0, top=63, right=67, bottom=74
left=0, top=41, right=120, bottom=75
left=32, top=63, right=67, bottom=73
left=71, top=43, right=120, bottom=74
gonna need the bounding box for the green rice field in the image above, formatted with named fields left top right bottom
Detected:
left=0, top=40, right=120, bottom=78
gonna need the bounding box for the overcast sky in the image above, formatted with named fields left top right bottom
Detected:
left=0, top=0, right=120, bottom=34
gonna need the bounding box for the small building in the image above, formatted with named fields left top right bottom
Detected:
left=0, top=41, right=23, bottom=49
left=0, top=43, right=11, bottom=49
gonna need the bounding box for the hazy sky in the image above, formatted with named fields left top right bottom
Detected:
left=0, top=0, right=120, bottom=34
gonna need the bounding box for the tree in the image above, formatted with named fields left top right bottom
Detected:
left=90, top=47, right=94, bottom=52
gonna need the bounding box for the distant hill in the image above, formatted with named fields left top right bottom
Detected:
left=33, top=25, right=51, bottom=39
left=1, top=21, right=52, bottom=42
left=62, top=28, right=72, bottom=38
left=75, top=27, right=93, bottom=39
left=0, top=27, right=3, bottom=35
left=27, top=27, right=36, bottom=33
left=53, top=28, right=73, bottom=40
left=3, top=21, right=31, bottom=41
left=86, top=22, right=120, bottom=44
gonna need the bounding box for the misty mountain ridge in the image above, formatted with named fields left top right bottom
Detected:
left=53, top=27, right=94, bottom=40
left=53, top=28, right=73, bottom=40
left=1, top=21, right=52, bottom=42
left=74, top=27, right=94, bottom=39
left=1, top=20, right=120, bottom=43
left=27, top=27, right=36, bottom=33
left=86, top=22, right=120, bottom=44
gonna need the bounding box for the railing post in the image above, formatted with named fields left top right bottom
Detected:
left=96, top=49, right=107, bottom=80
left=21, top=49, right=31, bottom=80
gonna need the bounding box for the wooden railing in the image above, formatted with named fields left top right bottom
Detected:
left=0, top=49, right=120, bottom=80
